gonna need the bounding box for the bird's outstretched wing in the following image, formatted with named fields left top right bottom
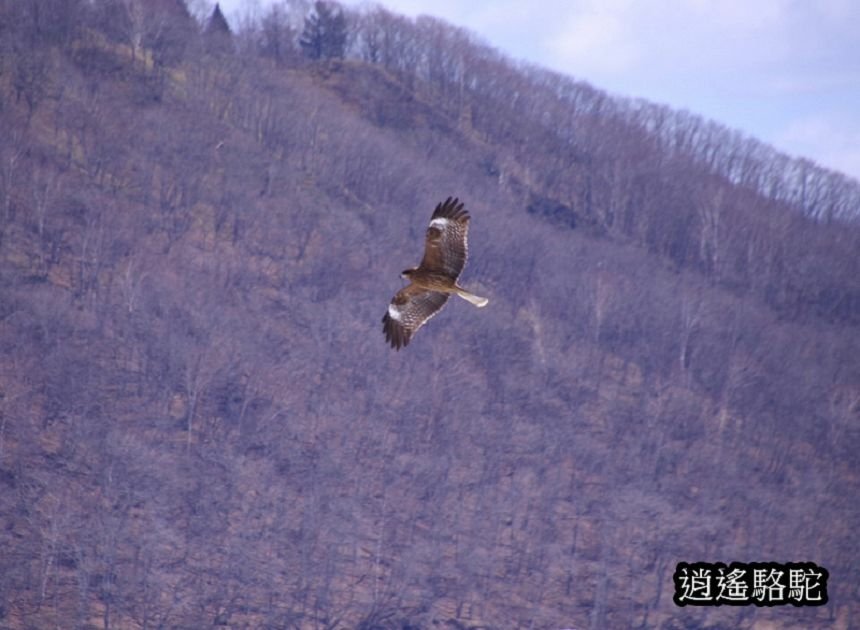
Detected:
left=419, top=197, right=470, bottom=279
left=382, top=285, right=450, bottom=350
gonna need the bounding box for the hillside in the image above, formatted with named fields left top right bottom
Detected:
left=0, top=1, right=859, bottom=628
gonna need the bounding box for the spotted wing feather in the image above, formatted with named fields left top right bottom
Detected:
left=419, top=197, right=470, bottom=279
left=382, top=285, right=450, bottom=350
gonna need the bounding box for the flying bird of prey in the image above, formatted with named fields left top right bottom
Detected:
left=382, top=197, right=488, bottom=350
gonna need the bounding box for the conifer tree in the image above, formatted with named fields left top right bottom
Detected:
left=203, top=3, right=233, bottom=54
left=299, top=1, right=346, bottom=61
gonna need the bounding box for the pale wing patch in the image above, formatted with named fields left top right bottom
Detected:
left=382, top=289, right=450, bottom=350
left=384, top=197, right=480, bottom=350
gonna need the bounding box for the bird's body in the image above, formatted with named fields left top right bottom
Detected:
left=402, top=269, right=455, bottom=289
left=382, top=197, right=488, bottom=350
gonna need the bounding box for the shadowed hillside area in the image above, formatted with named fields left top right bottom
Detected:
left=1, top=0, right=859, bottom=628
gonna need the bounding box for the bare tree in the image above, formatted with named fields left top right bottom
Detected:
left=259, top=3, right=295, bottom=64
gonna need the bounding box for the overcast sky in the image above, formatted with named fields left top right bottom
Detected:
left=217, top=0, right=860, bottom=181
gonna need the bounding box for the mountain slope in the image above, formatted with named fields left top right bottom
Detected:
left=0, top=2, right=858, bottom=628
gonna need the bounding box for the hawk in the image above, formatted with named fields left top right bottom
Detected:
left=382, top=197, right=488, bottom=350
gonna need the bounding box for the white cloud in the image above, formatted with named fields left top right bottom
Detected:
left=684, top=0, right=786, bottom=30
left=546, top=7, right=638, bottom=75
left=534, top=0, right=791, bottom=93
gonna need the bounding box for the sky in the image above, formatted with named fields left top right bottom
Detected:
left=217, top=0, right=860, bottom=182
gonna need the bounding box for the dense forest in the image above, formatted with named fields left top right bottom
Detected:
left=0, top=0, right=858, bottom=628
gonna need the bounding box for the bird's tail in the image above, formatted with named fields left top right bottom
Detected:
left=456, top=288, right=489, bottom=308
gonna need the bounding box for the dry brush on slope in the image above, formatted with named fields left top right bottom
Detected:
left=0, top=1, right=858, bottom=628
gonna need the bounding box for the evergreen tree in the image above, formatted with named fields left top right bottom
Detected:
left=203, top=3, right=233, bottom=54
left=299, top=1, right=346, bottom=61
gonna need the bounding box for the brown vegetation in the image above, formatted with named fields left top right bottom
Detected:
left=0, top=0, right=858, bottom=628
